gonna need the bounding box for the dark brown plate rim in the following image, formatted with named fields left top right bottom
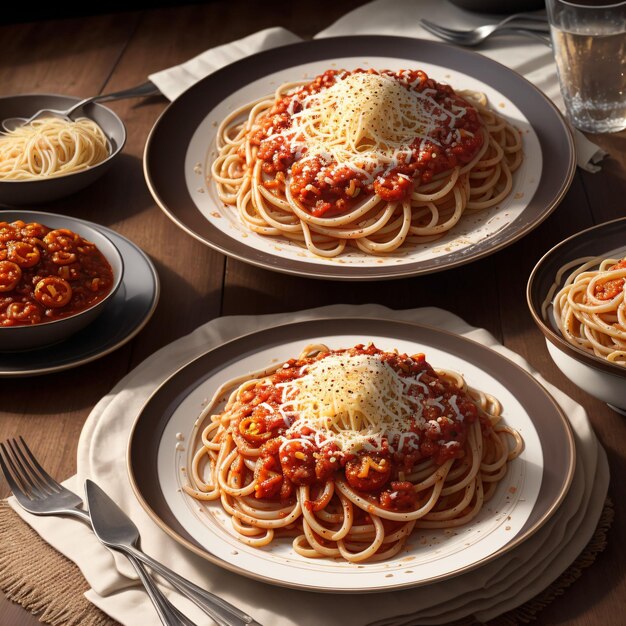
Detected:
left=143, top=35, right=575, bottom=281
left=127, top=317, right=575, bottom=592
left=527, top=216, right=626, bottom=378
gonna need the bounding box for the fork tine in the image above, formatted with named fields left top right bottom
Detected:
left=7, top=438, right=59, bottom=496
left=17, top=436, right=63, bottom=492
left=419, top=21, right=467, bottom=43
left=420, top=20, right=459, bottom=37
left=419, top=20, right=457, bottom=37
left=0, top=445, right=19, bottom=489
left=4, top=439, right=50, bottom=497
left=1, top=438, right=86, bottom=518
left=0, top=442, right=35, bottom=500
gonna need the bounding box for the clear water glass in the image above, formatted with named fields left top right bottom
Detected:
left=546, top=0, right=626, bottom=133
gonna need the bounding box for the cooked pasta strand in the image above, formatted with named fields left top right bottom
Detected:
left=183, top=344, right=523, bottom=563
left=0, top=118, right=109, bottom=179
left=209, top=69, right=522, bottom=257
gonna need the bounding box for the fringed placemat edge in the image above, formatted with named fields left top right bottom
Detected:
left=0, top=500, right=117, bottom=626
left=0, top=498, right=615, bottom=626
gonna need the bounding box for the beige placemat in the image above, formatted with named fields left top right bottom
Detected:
left=1, top=304, right=610, bottom=625
left=0, top=499, right=614, bottom=626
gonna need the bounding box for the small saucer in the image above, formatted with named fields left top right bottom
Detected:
left=0, top=210, right=159, bottom=377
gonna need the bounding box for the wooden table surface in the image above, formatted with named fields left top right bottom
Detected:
left=1, top=2, right=624, bottom=624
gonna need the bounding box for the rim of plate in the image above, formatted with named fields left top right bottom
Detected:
left=143, top=35, right=575, bottom=281
left=127, top=317, right=575, bottom=592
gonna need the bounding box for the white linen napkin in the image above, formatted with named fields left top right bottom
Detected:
left=148, top=0, right=607, bottom=172
left=149, top=27, right=301, bottom=101
left=8, top=304, right=609, bottom=626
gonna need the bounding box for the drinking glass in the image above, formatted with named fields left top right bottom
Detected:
left=546, top=0, right=626, bottom=133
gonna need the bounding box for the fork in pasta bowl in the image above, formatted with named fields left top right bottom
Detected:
left=0, top=94, right=126, bottom=205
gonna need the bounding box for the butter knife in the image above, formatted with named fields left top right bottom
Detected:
left=85, top=479, right=259, bottom=626
left=85, top=480, right=190, bottom=626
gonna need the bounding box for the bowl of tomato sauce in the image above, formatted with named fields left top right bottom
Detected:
left=0, top=214, right=124, bottom=351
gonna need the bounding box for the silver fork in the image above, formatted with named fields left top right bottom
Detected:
left=420, top=13, right=552, bottom=47
left=0, top=437, right=259, bottom=626
left=1, top=81, right=161, bottom=133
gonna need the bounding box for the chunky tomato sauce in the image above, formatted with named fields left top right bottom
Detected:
left=0, top=220, right=114, bottom=327
left=251, top=69, right=485, bottom=218
left=593, top=258, right=626, bottom=301
left=231, top=345, right=489, bottom=512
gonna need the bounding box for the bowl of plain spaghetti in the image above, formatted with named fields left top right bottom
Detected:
left=527, top=217, right=626, bottom=413
left=0, top=94, right=125, bottom=205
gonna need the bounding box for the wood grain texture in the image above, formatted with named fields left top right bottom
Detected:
left=1, top=2, right=625, bottom=625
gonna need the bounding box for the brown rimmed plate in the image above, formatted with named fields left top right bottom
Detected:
left=127, top=317, right=575, bottom=592
left=144, top=35, right=574, bottom=281
left=527, top=217, right=626, bottom=410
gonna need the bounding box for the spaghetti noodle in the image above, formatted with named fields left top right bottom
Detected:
left=211, top=68, right=523, bottom=257
left=0, top=117, right=109, bottom=180
left=183, top=343, right=523, bottom=563
left=552, top=255, right=626, bottom=366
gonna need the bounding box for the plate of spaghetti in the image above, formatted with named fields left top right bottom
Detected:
left=145, top=36, right=575, bottom=280
left=528, top=217, right=626, bottom=410
left=128, top=318, right=574, bottom=591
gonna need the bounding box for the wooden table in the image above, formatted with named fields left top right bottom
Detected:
left=1, top=2, right=624, bottom=624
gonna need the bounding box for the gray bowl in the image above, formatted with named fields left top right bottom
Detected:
left=527, top=218, right=626, bottom=413
left=0, top=94, right=126, bottom=205
left=0, top=211, right=124, bottom=351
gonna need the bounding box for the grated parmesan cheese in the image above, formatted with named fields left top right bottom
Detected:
left=271, top=72, right=465, bottom=181
left=280, top=353, right=424, bottom=454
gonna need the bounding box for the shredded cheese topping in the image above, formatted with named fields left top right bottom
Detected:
left=277, top=353, right=425, bottom=454
left=269, top=71, right=467, bottom=182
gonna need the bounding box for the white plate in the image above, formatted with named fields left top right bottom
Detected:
left=128, top=318, right=574, bottom=592
left=187, top=57, right=541, bottom=269
left=145, top=36, right=575, bottom=280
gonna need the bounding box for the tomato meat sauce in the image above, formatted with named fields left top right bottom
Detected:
left=593, top=258, right=626, bottom=301
left=231, top=345, right=489, bottom=513
left=252, top=69, right=485, bottom=218
left=0, top=220, right=114, bottom=327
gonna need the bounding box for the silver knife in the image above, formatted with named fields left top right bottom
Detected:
left=85, top=479, right=190, bottom=626
left=85, top=479, right=259, bottom=626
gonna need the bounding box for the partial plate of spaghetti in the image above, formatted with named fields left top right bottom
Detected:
left=528, top=217, right=626, bottom=411
left=128, top=318, right=574, bottom=592
left=553, top=256, right=626, bottom=366
left=145, top=36, right=575, bottom=280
